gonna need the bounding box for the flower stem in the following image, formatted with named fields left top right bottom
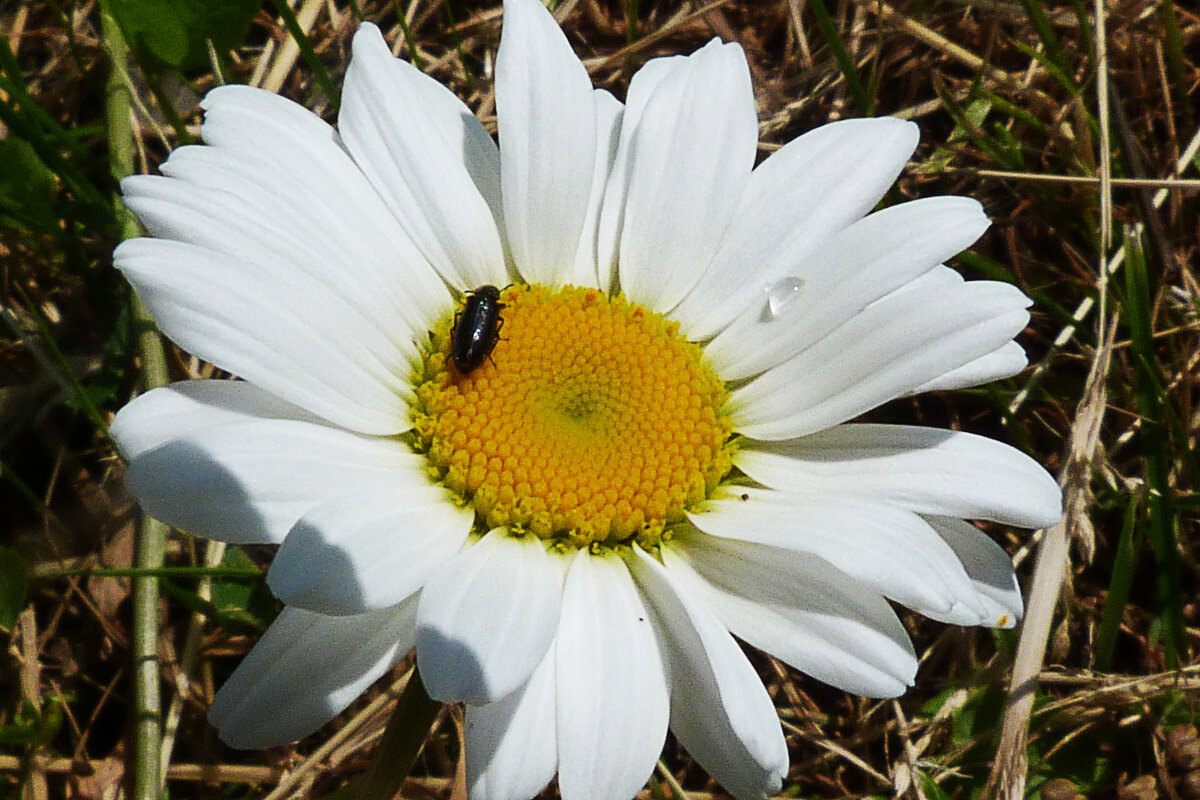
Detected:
left=100, top=5, right=170, bottom=799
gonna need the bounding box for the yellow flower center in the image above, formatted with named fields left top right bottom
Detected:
left=410, top=285, right=734, bottom=549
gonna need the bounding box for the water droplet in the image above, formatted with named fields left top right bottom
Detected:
left=765, top=277, right=806, bottom=319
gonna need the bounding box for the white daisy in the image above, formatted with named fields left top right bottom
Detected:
left=110, top=1, right=1062, bottom=798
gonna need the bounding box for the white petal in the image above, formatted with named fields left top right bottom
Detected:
left=556, top=550, right=668, bottom=800
left=728, top=279, right=1032, bottom=440
left=595, top=55, right=682, bottom=293
left=568, top=90, right=624, bottom=288
left=465, top=639, right=558, bottom=800
left=417, top=531, right=562, bottom=704
left=627, top=546, right=787, bottom=800
left=120, top=171, right=416, bottom=355
left=111, top=380, right=319, bottom=461
left=692, top=489, right=991, bottom=625
left=889, top=262, right=965, bottom=294
left=496, top=0, right=597, bottom=286
left=613, top=39, right=757, bottom=312
left=704, top=197, right=990, bottom=377
left=926, top=516, right=1024, bottom=627
left=115, top=237, right=410, bottom=435
left=268, top=485, right=474, bottom=615
left=664, top=528, right=916, bottom=697
left=209, top=598, right=417, bottom=748
left=674, top=117, right=920, bottom=339
left=193, top=84, right=449, bottom=334
left=149, top=147, right=442, bottom=346
left=735, top=424, right=1063, bottom=528
left=339, top=23, right=507, bottom=289
left=911, top=340, right=1028, bottom=392
left=120, top=406, right=422, bottom=545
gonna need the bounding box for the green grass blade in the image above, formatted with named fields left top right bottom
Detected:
left=934, top=79, right=1022, bottom=170
left=9, top=286, right=115, bottom=447
left=625, top=0, right=641, bottom=42
left=1093, top=494, right=1141, bottom=671
left=973, top=85, right=1051, bottom=135
left=1172, top=493, right=1200, bottom=510
left=956, top=251, right=1088, bottom=341
left=392, top=6, right=425, bottom=71
left=1012, top=40, right=1079, bottom=96
left=269, top=0, right=341, bottom=108
left=160, top=580, right=268, bottom=635
left=1159, top=0, right=1190, bottom=129
left=0, top=457, right=42, bottom=510
left=440, top=0, right=475, bottom=94
left=354, top=670, right=442, bottom=800
left=1016, top=0, right=1071, bottom=85
left=144, top=72, right=196, bottom=145
left=1069, top=0, right=1095, bottom=61
left=0, top=38, right=112, bottom=220
left=806, top=0, right=873, bottom=116
left=1121, top=227, right=1185, bottom=667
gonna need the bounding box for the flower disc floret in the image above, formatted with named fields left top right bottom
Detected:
left=412, top=285, right=734, bottom=547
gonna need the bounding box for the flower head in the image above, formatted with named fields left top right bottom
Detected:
left=111, top=1, right=1062, bottom=798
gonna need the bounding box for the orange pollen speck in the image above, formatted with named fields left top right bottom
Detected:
left=410, top=284, right=734, bottom=548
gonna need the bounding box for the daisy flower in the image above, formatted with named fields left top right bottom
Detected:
left=110, top=0, right=1062, bottom=798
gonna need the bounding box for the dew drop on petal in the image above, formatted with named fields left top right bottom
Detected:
left=765, top=277, right=807, bottom=320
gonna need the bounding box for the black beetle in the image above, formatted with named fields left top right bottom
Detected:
left=451, top=285, right=505, bottom=374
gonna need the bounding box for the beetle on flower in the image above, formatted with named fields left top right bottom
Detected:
left=110, top=1, right=1062, bottom=798
left=452, top=284, right=507, bottom=374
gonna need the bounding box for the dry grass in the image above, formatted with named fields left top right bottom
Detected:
left=1, top=0, right=1198, bottom=798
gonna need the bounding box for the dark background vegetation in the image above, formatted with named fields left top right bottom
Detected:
left=1, top=0, right=1198, bottom=797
